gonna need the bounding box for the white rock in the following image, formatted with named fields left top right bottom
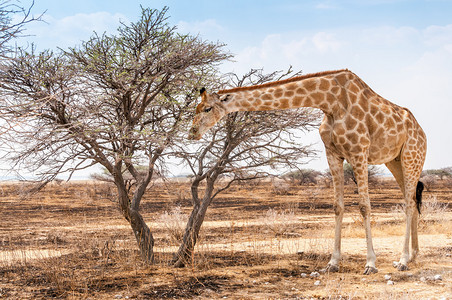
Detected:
left=310, top=271, right=320, bottom=278
left=420, top=276, right=427, bottom=282
left=314, top=280, right=321, bottom=286
left=387, top=280, right=395, bottom=285
left=300, top=273, right=307, bottom=278
left=434, top=274, right=443, bottom=281
left=384, top=274, right=392, bottom=280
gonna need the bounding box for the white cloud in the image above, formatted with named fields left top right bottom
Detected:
left=21, top=12, right=127, bottom=50
left=361, top=26, right=419, bottom=46
left=57, top=12, right=125, bottom=33
left=176, top=19, right=224, bottom=39
left=312, top=32, right=342, bottom=53
left=422, top=24, right=452, bottom=47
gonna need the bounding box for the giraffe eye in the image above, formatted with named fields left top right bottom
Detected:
left=204, top=107, right=212, bottom=113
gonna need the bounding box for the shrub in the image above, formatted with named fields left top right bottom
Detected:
left=157, top=206, right=188, bottom=245
left=261, top=208, right=297, bottom=236
left=271, top=178, right=292, bottom=195
left=283, top=169, right=322, bottom=185
left=421, top=174, right=436, bottom=192
left=391, top=194, right=449, bottom=228
left=422, top=168, right=452, bottom=180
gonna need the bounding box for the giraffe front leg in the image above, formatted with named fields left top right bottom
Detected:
left=361, top=199, right=378, bottom=275
left=352, top=159, right=378, bottom=275
left=322, top=152, right=344, bottom=273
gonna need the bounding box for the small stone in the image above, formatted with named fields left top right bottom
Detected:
left=300, top=273, right=307, bottom=278
left=420, top=276, right=427, bottom=282
left=387, top=280, right=395, bottom=285
left=314, top=280, right=321, bottom=286
left=114, top=295, right=122, bottom=299
left=384, top=274, right=392, bottom=280
left=434, top=274, right=443, bottom=281
left=310, top=271, right=320, bottom=278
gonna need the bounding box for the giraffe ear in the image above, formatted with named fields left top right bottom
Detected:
left=220, top=94, right=231, bottom=102
left=200, top=87, right=207, bottom=101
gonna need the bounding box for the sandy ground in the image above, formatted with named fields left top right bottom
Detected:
left=0, top=180, right=451, bottom=299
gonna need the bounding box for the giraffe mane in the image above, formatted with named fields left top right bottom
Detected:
left=218, top=69, right=350, bottom=94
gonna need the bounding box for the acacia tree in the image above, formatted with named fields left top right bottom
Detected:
left=0, top=7, right=230, bottom=263
left=172, top=68, right=321, bottom=266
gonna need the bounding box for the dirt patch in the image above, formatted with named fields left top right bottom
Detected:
left=140, top=275, right=237, bottom=299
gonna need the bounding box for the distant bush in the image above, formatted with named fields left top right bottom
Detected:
left=271, top=178, right=292, bottom=195
left=323, top=163, right=382, bottom=187
left=420, top=167, right=452, bottom=191
left=283, top=169, right=322, bottom=185
left=420, top=174, right=436, bottom=192
left=422, top=168, right=452, bottom=180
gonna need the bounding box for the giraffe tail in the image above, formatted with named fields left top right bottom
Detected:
left=416, top=181, right=424, bottom=214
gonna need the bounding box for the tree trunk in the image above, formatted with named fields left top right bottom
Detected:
left=129, top=208, right=155, bottom=263
left=117, top=184, right=155, bottom=264
left=172, top=181, right=214, bottom=267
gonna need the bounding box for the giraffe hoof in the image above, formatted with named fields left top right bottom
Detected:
left=321, top=264, right=339, bottom=273
left=363, top=266, right=378, bottom=275
left=393, top=262, right=409, bottom=271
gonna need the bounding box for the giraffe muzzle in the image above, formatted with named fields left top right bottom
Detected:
left=188, top=127, right=201, bottom=140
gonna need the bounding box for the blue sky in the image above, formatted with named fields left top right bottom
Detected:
left=10, top=0, right=452, bottom=176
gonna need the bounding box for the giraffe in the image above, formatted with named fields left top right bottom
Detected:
left=188, top=69, right=427, bottom=275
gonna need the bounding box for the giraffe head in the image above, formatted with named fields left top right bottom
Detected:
left=188, top=88, right=235, bottom=140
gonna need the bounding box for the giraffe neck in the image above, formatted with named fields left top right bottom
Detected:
left=220, top=75, right=342, bottom=115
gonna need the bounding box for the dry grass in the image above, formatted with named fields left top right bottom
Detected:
left=156, top=206, right=189, bottom=245
left=0, top=179, right=451, bottom=299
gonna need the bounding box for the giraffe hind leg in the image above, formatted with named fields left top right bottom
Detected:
left=391, top=146, right=425, bottom=271
left=409, top=181, right=424, bottom=263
